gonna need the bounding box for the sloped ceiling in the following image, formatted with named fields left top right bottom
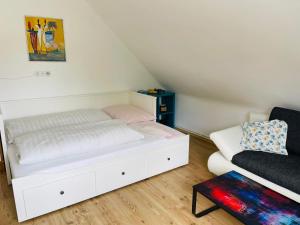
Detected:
left=86, top=0, right=300, bottom=108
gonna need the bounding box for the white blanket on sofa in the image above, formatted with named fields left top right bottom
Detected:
left=14, top=120, right=144, bottom=165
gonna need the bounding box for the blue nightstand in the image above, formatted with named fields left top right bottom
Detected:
left=138, top=90, right=175, bottom=128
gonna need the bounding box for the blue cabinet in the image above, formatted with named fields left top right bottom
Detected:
left=138, top=90, right=175, bottom=128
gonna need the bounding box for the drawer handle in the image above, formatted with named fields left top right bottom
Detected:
left=167, top=157, right=171, bottom=161
left=122, top=172, right=125, bottom=175
left=60, top=191, right=65, bottom=195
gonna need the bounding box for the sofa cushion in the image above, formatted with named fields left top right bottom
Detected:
left=270, top=107, right=300, bottom=155
left=232, top=151, right=300, bottom=194
left=240, top=120, right=288, bottom=155
left=210, top=126, right=243, bottom=161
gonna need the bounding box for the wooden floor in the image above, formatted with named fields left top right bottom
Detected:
left=0, top=137, right=242, bottom=225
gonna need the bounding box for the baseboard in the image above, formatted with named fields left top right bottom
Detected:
left=176, top=127, right=214, bottom=144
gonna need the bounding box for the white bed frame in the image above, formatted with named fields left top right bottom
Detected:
left=0, top=91, right=189, bottom=222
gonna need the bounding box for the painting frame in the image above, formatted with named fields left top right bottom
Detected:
left=25, top=16, right=67, bottom=62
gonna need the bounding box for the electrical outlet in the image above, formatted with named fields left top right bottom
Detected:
left=34, top=71, right=51, bottom=77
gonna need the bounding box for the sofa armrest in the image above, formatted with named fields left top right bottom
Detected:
left=210, top=126, right=243, bottom=161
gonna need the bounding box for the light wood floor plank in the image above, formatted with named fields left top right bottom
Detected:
left=0, top=137, right=242, bottom=225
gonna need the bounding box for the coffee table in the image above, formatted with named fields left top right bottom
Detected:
left=192, top=171, right=300, bottom=225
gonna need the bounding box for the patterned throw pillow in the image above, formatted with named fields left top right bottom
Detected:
left=240, top=120, right=288, bottom=155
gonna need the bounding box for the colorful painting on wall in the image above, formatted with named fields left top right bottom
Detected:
left=25, top=16, right=66, bottom=61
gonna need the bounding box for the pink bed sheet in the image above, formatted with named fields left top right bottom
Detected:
left=130, top=121, right=184, bottom=139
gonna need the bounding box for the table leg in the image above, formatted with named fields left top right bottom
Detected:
left=192, top=187, right=220, bottom=218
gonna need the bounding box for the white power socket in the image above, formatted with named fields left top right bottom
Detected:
left=34, top=71, right=51, bottom=77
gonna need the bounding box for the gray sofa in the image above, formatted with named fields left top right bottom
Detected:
left=232, top=107, right=300, bottom=194
left=209, top=107, right=300, bottom=203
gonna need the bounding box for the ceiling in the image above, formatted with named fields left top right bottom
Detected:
left=86, top=0, right=300, bottom=108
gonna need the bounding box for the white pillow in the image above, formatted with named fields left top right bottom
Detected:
left=5, top=109, right=111, bottom=143
left=210, top=126, right=243, bottom=161
left=240, top=120, right=288, bottom=155
left=248, top=112, right=269, bottom=123
left=103, top=104, right=155, bottom=124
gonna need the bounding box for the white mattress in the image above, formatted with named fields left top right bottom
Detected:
left=8, top=122, right=184, bottom=178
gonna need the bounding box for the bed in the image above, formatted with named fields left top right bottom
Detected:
left=0, top=91, right=189, bottom=222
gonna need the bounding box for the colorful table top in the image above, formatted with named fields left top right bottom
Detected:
left=194, top=171, right=300, bottom=225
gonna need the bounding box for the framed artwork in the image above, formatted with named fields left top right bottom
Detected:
left=25, top=16, right=66, bottom=61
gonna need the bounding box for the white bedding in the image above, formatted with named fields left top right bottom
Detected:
left=5, top=108, right=112, bottom=143
left=15, top=120, right=144, bottom=165
left=130, top=121, right=183, bottom=139
left=8, top=122, right=185, bottom=178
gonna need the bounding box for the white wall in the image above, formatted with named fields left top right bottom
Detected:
left=86, top=0, right=300, bottom=108
left=176, top=94, right=268, bottom=136
left=87, top=0, right=300, bottom=136
left=176, top=94, right=300, bottom=136
left=0, top=0, right=160, bottom=102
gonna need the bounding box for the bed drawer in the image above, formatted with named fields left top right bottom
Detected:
left=95, top=157, right=147, bottom=194
left=147, top=146, right=189, bottom=177
left=23, top=172, right=95, bottom=218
